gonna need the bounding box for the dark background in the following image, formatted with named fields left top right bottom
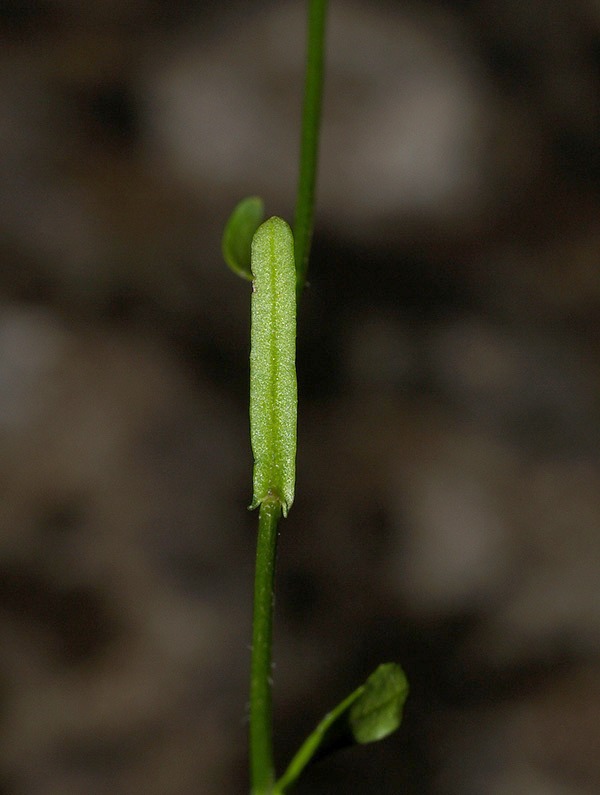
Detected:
left=0, top=1, right=599, bottom=793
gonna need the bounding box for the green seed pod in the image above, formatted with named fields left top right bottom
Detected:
left=249, top=217, right=297, bottom=517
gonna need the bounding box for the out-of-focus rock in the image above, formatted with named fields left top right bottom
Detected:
left=0, top=305, right=250, bottom=794
left=144, top=0, right=506, bottom=241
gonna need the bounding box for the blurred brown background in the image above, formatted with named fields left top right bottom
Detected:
left=1, top=1, right=599, bottom=793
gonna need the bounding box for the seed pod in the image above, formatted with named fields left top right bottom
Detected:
left=249, top=217, right=297, bottom=517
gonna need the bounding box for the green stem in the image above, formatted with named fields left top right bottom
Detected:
left=250, top=500, right=281, bottom=795
left=249, top=4, right=328, bottom=792
left=294, top=0, right=328, bottom=301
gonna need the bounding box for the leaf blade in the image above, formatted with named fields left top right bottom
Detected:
left=350, top=663, right=409, bottom=744
left=222, top=196, right=265, bottom=280
left=275, top=663, right=408, bottom=793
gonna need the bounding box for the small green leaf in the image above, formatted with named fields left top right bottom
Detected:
left=349, top=663, right=409, bottom=743
left=275, top=663, right=408, bottom=793
left=250, top=216, right=297, bottom=517
left=222, top=196, right=265, bottom=280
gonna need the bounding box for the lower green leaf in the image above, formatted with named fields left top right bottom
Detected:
left=350, top=662, right=409, bottom=743
left=275, top=663, right=408, bottom=793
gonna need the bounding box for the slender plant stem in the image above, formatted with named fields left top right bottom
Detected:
left=249, top=4, right=328, bottom=792
left=250, top=500, right=281, bottom=794
left=294, top=0, right=328, bottom=300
